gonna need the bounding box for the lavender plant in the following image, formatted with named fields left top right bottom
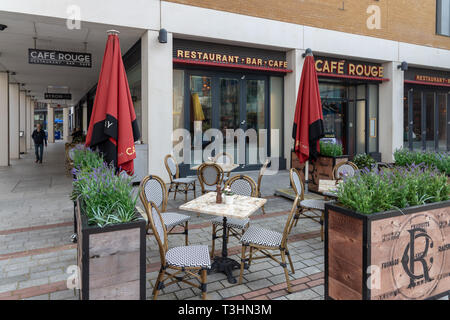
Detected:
left=72, top=146, right=104, bottom=173
left=394, top=149, right=450, bottom=175
left=336, top=164, right=449, bottom=215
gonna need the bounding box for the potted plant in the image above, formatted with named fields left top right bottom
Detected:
left=353, top=153, right=377, bottom=170
left=394, top=149, right=450, bottom=176
left=72, top=163, right=146, bottom=300
left=325, top=165, right=450, bottom=300
left=223, top=187, right=235, bottom=205
left=291, top=141, right=349, bottom=193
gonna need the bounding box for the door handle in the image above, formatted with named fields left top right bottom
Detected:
left=241, top=120, right=246, bottom=125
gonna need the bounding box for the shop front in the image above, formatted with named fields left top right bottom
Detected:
left=172, top=39, right=289, bottom=174
left=404, top=68, right=450, bottom=152
left=315, top=57, right=387, bottom=161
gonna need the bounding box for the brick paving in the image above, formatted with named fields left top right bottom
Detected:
left=1, top=142, right=444, bottom=301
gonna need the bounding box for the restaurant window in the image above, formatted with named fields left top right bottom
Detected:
left=437, top=0, right=450, bottom=36
left=270, top=76, right=283, bottom=159
left=126, top=61, right=142, bottom=140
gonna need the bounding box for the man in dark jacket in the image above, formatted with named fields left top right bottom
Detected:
left=32, top=124, right=47, bottom=164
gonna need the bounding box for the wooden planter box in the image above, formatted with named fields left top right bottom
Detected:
left=291, top=151, right=349, bottom=193
left=325, top=201, right=450, bottom=300
left=76, top=199, right=147, bottom=300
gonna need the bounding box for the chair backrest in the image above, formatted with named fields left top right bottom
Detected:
left=144, top=202, right=168, bottom=265
left=257, top=159, right=271, bottom=195
left=290, top=168, right=305, bottom=200
left=164, top=155, right=179, bottom=182
left=281, top=196, right=300, bottom=247
left=332, top=161, right=358, bottom=180
left=225, top=175, right=257, bottom=197
left=198, top=163, right=224, bottom=189
left=140, top=175, right=168, bottom=212
left=214, top=152, right=233, bottom=164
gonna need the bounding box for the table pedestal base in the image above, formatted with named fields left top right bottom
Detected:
left=209, top=256, right=241, bottom=284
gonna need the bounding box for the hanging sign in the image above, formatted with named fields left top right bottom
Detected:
left=29, top=49, right=92, bottom=68
left=45, top=93, right=72, bottom=100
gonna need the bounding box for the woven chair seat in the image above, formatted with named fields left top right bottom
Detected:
left=173, top=177, right=196, bottom=184
left=162, top=212, right=191, bottom=229
left=211, top=217, right=249, bottom=229
left=166, top=245, right=211, bottom=269
left=300, top=199, right=326, bottom=211
left=240, top=226, right=283, bottom=248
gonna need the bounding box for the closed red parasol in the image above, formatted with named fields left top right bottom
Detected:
left=85, top=30, right=140, bottom=175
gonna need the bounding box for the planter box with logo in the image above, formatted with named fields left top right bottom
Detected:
left=76, top=199, right=146, bottom=300
left=324, top=201, right=450, bottom=300
left=291, top=151, right=349, bottom=193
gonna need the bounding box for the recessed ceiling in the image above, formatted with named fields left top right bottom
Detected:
left=0, top=11, right=145, bottom=105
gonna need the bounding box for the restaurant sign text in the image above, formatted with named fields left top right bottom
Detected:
left=315, top=57, right=384, bottom=78
left=29, top=49, right=92, bottom=68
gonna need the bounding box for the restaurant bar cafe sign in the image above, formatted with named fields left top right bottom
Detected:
left=315, top=56, right=385, bottom=79
left=29, top=49, right=92, bottom=68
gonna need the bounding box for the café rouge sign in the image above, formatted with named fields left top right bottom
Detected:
left=315, top=58, right=384, bottom=78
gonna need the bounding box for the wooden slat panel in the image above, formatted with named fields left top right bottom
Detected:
left=89, top=280, right=140, bottom=300
left=328, top=277, right=362, bottom=300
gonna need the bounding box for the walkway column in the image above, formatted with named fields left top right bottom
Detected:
left=82, top=102, right=88, bottom=134
left=379, top=62, right=404, bottom=163
left=284, top=49, right=305, bottom=169
left=47, top=104, right=54, bottom=143
left=142, top=30, right=173, bottom=181
left=0, top=72, right=9, bottom=166
left=19, top=90, right=26, bottom=154
left=26, top=95, right=32, bottom=150
left=63, top=107, right=69, bottom=142
left=9, top=83, right=20, bottom=159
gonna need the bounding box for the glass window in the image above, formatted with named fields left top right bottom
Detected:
left=246, top=79, right=265, bottom=132
left=412, top=91, right=422, bottom=151
left=219, top=78, right=240, bottom=134
left=173, top=70, right=185, bottom=133
left=126, top=62, right=142, bottom=141
left=368, top=84, right=378, bottom=153
left=438, top=94, right=448, bottom=151
left=190, top=75, right=212, bottom=133
left=425, top=93, right=435, bottom=150
left=270, top=77, right=283, bottom=158
left=437, top=0, right=450, bottom=36
left=404, top=91, right=409, bottom=148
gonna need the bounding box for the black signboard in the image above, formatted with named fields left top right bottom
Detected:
left=29, top=49, right=92, bottom=68
left=44, top=93, right=72, bottom=100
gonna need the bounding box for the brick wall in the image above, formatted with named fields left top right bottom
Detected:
left=165, top=0, right=450, bottom=50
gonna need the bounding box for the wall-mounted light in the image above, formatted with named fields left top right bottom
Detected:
left=302, top=48, right=313, bottom=58
left=158, top=28, right=167, bottom=44
left=398, top=61, right=408, bottom=71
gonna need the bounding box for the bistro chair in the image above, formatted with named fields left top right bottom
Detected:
left=256, top=159, right=271, bottom=215
left=140, top=175, right=191, bottom=246
left=164, top=154, right=196, bottom=201
left=291, top=168, right=327, bottom=241
left=214, top=152, right=234, bottom=181
left=332, top=161, right=358, bottom=180
left=197, top=163, right=224, bottom=195
left=238, top=191, right=298, bottom=293
left=210, top=175, right=257, bottom=258
left=144, top=202, right=210, bottom=300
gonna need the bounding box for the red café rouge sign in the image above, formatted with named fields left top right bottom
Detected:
left=174, top=49, right=289, bottom=72
left=315, top=57, right=385, bottom=80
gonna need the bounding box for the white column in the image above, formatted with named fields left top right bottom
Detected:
left=47, top=104, right=54, bottom=143
left=284, top=49, right=305, bottom=169
left=82, top=102, right=88, bottom=134
left=142, top=30, right=173, bottom=181
left=9, top=83, right=20, bottom=159
left=379, top=62, right=404, bottom=163
left=26, top=95, right=32, bottom=150
left=19, top=90, right=26, bottom=153
left=63, top=107, right=69, bottom=142
left=0, top=72, right=9, bottom=166
left=31, top=100, right=35, bottom=144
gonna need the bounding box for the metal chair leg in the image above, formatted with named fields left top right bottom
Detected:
left=153, top=269, right=165, bottom=300
left=185, top=221, right=189, bottom=246
left=174, top=184, right=179, bottom=200
left=211, top=224, right=216, bottom=258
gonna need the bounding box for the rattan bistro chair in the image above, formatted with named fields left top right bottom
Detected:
left=210, top=175, right=257, bottom=258
left=140, top=175, right=191, bottom=246
left=256, top=159, right=271, bottom=215
left=238, top=193, right=298, bottom=293
left=332, top=161, right=358, bottom=180
left=291, top=168, right=327, bottom=241
left=164, top=155, right=196, bottom=201
left=144, top=202, right=210, bottom=300
left=197, top=163, right=224, bottom=195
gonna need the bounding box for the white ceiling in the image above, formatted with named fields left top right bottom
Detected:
left=0, top=11, right=145, bottom=105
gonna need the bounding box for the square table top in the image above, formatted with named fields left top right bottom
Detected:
left=179, top=192, right=267, bottom=220
left=191, top=162, right=240, bottom=173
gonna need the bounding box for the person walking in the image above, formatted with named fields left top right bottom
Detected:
left=32, top=124, right=47, bottom=164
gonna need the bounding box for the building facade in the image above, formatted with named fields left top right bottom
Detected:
left=0, top=0, right=449, bottom=179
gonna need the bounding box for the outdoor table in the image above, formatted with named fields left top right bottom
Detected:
left=179, top=192, right=267, bottom=284
left=318, top=179, right=340, bottom=199
left=191, top=162, right=240, bottom=174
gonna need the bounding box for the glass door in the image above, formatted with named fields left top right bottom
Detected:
left=245, top=78, right=266, bottom=165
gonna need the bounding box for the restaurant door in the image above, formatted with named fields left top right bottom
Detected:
left=404, top=87, right=450, bottom=152
left=185, top=70, right=270, bottom=169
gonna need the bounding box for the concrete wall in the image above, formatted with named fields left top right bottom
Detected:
left=9, top=83, right=20, bottom=159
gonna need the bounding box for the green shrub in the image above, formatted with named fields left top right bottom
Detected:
left=353, top=153, right=376, bottom=170
left=394, top=149, right=450, bottom=175
left=336, top=165, right=449, bottom=215
left=72, top=146, right=104, bottom=173
left=320, top=141, right=343, bottom=157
